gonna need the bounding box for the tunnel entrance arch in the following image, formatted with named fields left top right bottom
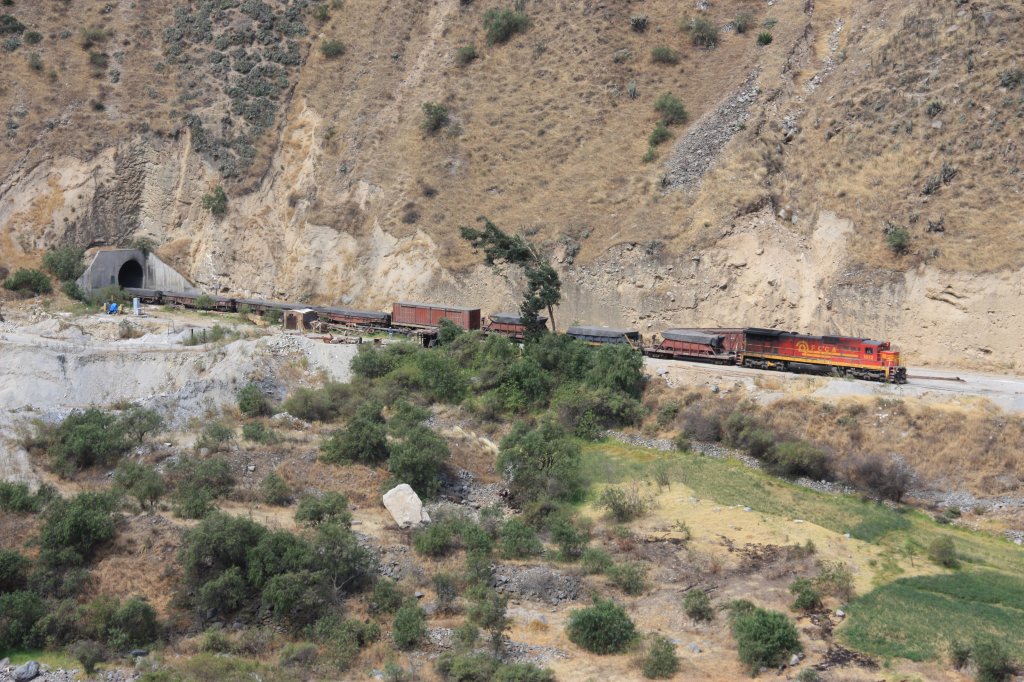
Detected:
left=117, top=259, right=144, bottom=288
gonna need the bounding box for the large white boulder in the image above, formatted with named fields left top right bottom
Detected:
left=382, top=484, right=431, bottom=529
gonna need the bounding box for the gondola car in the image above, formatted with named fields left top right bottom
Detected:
left=483, top=312, right=547, bottom=341
left=566, top=325, right=642, bottom=349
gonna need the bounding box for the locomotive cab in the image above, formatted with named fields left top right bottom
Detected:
left=877, top=342, right=907, bottom=384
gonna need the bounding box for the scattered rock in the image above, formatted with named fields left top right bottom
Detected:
left=382, top=484, right=431, bottom=529
left=687, top=642, right=702, bottom=654
left=13, top=661, right=40, bottom=682
left=493, top=565, right=581, bottom=605
left=835, top=609, right=845, bottom=618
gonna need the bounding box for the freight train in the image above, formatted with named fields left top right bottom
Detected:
left=123, top=288, right=906, bottom=384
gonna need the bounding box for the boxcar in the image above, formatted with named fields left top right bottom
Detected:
left=566, top=325, right=641, bottom=348
left=392, top=302, right=481, bottom=331
left=315, top=306, right=391, bottom=328
left=484, top=312, right=547, bottom=341
left=742, top=328, right=906, bottom=383
left=645, top=329, right=736, bottom=363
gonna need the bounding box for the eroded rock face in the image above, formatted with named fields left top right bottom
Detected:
left=382, top=484, right=431, bottom=529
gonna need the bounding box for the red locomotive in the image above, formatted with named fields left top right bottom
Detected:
left=644, top=327, right=906, bottom=384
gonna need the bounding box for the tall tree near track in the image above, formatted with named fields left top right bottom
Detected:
left=459, top=217, right=561, bottom=338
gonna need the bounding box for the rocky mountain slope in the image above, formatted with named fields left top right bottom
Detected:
left=1, top=0, right=1023, bottom=368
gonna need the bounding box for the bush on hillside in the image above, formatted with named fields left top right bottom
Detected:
left=295, top=492, right=352, bottom=527
left=114, top=460, right=165, bottom=511
left=320, top=402, right=389, bottom=464
left=202, top=186, right=228, bottom=216
left=608, top=562, right=647, bottom=596
left=392, top=602, right=426, bottom=649
left=565, top=598, right=637, bottom=654
left=731, top=607, right=802, bottom=674
left=421, top=102, right=449, bottom=134
left=927, top=537, right=959, bottom=569
left=483, top=8, right=529, bottom=45
left=320, top=38, right=344, bottom=58
left=68, top=639, right=106, bottom=675
left=0, top=549, right=29, bottom=593
left=499, top=518, right=543, bottom=559
left=169, top=456, right=234, bottom=519
left=650, top=46, right=679, bottom=64
left=48, top=408, right=129, bottom=473
left=654, top=93, right=688, bottom=126
left=0, top=480, right=51, bottom=513
left=597, top=485, right=649, bottom=522
left=684, top=588, right=714, bottom=622
left=261, top=472, right=291, bottom=506
left=238, top=383, right=272, bottom=416
left=497, top=419, right=583, bottom=506
left=789, top=578, right=822, bottom=611
left=196, top=421, right=234, bottom=452
left=39, top=492, right=118, bottom=567
left=387, top=424, right=450, bottom=498
left=118, top=405, right=163, bottom=442
left=4, top=268, right=52, bottom=295
left=973, top=635, right=1016, bottom=682
left=686, top=16, right=719, bottom=47
left=771, top=441, right=830, bottom=480
left=42, top=247, right=86, bottom=282
left=643, top=635, right=679, bottom=678
left=0, top=590, right=46, bottom=651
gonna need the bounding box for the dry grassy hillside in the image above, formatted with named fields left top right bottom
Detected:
left=1, top=0, right=1024, bottom=366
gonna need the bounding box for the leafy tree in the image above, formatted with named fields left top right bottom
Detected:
left=565, top=598, right=637, bottom=654
left=117, top=405, right=163, bottom=442
left=196, top=566, right=247, bottom=617
left=67, top=639, right=106, bottom=675
left=295, top=492, right=352, bottom=527
left=313, top=522, right=376, bottom=597
left=246, top=530, right=315, bottom=590
left=110, top=596, right=159, bottom=647
left=179, top=512, right=267, bottom=590
left=731, top=607, right=802, bottom=674
left=432, top=572, right=459, bottom=614
left=460, top=217, right=561, bottom=336
left=238, top=383, right=271, bottom=416
left=114, top=460, right=165, bottom=510
left=414, top=351, right=469, bottom=403
left=39, top=492, right=118, bottom=566
left=42, top=246, right=86, bottom=282
left=320, top=401, right=388, bottom=464
left=261, top=472, right=291, bottom=505
left=392, top=602, right=426, bottom=649
left=586, top=344, right=645, bottom=399
left=388, top=425, right=450, bottom=498
left=4, top=268, right=52, bottom=295
left=497, top=419, right=583, bottom=505
left=202, top=185, right=228, bottom=216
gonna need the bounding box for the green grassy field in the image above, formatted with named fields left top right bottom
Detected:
left=581, top=440, right=1024, bottom=663
left=840, top=572, right=1024, bottom=661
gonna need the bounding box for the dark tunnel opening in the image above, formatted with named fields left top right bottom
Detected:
left=117, top=259, right=144, bottom=288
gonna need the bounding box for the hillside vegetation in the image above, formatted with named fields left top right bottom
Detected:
left=1, top=0, right=1024, bottom=368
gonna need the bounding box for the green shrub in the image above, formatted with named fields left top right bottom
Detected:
left=282, top=380, right=353, bottom=421
left=686, top=16, right=719, bottom=47
left=311, top=522, right=377, bottom=596
left=579, top=547, right=613, bottom=575
left=392, top=602, right=426, bottom=649
left=455, top=43, right=478, bottom=65
left=734, top=12, right=754, bottom=34
left=295, top=492, right=352, bottom=527
left=886, top=227, right=910, bottom=255
left=4, top=267, right=53, bottom=294
left=654, top=93, right=688, bottom=126
left=422, top=102, right=449, bottom=134
left=731, top=607, right=801, bottom=674
left=311, top=615, right=380, bottom=669
left=973, top=635, right=1015, bottom=682
left=789, top=578, right=822, bottom=611
left=111, top=596, right=159, bottom=647
left=757, top=31, right=773, bottom=46
left=795, top=670, right=821, bottom=682
left=39, top=492, right=117, bottom=566
left=68, top=639, right=107, bottom=675
left=261, top=570, right=328, bottom=627
left=238, top=383, right=271, bottom=417
left=0, top=480, right=50, bottom=513
left=261, top=472, right=291, bottom=506
left=629, top=15, right=648, bottom=32
left=549, top=513, right=589, bottom=561
left=196, top=421, right=234, bottom=452
left=608, top=562, right=647, bottom=595
left=42, top=246, right=86, bottom=282
left=815, top=561, right=854, bottom=600
left=202, top=185, right=228, bottom=216
left=279, top=641, right=318, bottom=667
left=770, top=441, right=829, bottom=479
left=684, top=588, right=714, bottom=622
left=499, top=518, right=543, bottom=559
left=468, top=588, right=510, bottom=653
left=927, top=537, right=959, bottom=568
left=413, top=523, right=454, bottom=557
left=62, top=280, right=85, bottom=300
left=648, top=122, right=671, bottom=147
left=118, top=405, right=163, bottom=442
left=643, top=635, right=679, bottom=678
left=0, top=549, right=29, bottom=593
left=566, top=598, right=637, bottom=654
left=388, top=425, right=450, bottom=499
left=0, top=590, right=46, bottom=650
left=926, top=100, right=944, bottom=118
left=483, top=8, right=529, bottom=45
left=242, top=422, right=279, bottom=444
left=320, top=402, right=388, bottom=464
left=321, top=38, right=344, bottom=58
left=433, top=572, right=459, bottom=614
left=197, top=566, right=247, bottom=617
left=0, top=13, right=24, bottom=34
left=437, top=651, right=495, bottom=681
left=114, top=460, right=165, bottom=510
left=169, top=457, right=234, bottom=519
left=650, top=46, right=679, bottom=64
left=493, top=663, right=555, bottom=682
left=597, top=486, right=649, bottom=522
left=371, top=579, right=405, bottom=614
